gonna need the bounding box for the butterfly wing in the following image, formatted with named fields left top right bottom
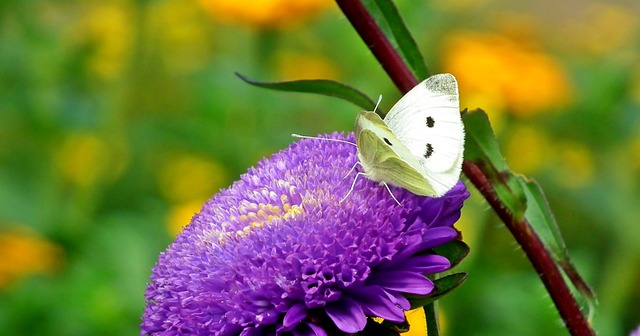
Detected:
left=355, top=111, right=438, bottom=196
left=383, top=73, right=464, bottom=196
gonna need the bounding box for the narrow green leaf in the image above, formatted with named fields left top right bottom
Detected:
left=518, top=178, right=569, bottom=267
left=518, top=178, right=597, bottom=318
left=432, top=239, right=469, bottom=269
left=462, top=109, right=527, bottom=220
left=236, top=73, right=378, bottom=111
left=372, top=0, right=429, bottom=79
left=463, top=109, right=595, bottom=319
left=406, top=273, right=468, bottom=309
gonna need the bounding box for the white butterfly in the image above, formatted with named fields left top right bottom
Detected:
left=353, top=73, right=464, bottom=199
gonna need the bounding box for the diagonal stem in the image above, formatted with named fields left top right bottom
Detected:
left=463, top=162, right=594, bottom=335
left=334, top=1, right=595, bottom=335
left=335, top=0, right=418, bottom=93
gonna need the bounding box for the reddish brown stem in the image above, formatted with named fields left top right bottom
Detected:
left=335, top=0, right=418, bottom=93
left=335, top=0, right=594, bottom=335
left=462, top=162, right=593, bottom=335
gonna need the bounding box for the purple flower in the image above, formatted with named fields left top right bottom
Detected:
left=631, top=325, right=640, bottom=336
left=141, top=132, right=469, bottom=335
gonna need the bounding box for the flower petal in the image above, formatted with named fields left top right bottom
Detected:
left=419, top=227, right=458, bottom=250
left=392, top=254, right=451, bottom=274
left=292, top=322, right=328, bottom=336
left=141, top=133, right=469, bottom=335
left=349, top=286, right=405, bottom=322
left=283, top=302, right=307, bottom=330
left=325, top=296, right=366, bottom=333
left=369, top=271, right=435, bottom=295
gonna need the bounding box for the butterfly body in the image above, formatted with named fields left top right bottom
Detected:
left=355, top=73, right=464, bottom=197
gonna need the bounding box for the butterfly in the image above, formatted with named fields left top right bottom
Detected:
left=353, top=73, right=464, bottom=199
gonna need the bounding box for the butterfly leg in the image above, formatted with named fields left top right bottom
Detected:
left=340, top=172, right=366, bottom=203
left=342, top=161, right=361, bottom=181
left=381, top=182, right=401, bottom=206
left=340, top=172, right=401, bottom=206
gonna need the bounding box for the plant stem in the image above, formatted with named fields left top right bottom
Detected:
left=463, top=162, right=594, bottom=335
left=335, top=0, right=418, bottom=93
left=334, top=0, right=595, bottom=335
left=424, top=303, right=440, bottom=336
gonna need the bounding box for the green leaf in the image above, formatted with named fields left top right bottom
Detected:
left=236, top=73, right=378, bottom=111
left=432, top=239, right=469, bottom=269
left=518, top=178, right=597, bottom=318
left=406, top=273, right=468, bottom=309
left=463, top=108, right=595, bottom=319
left=462, top=109, right=527, bottom=220
left=371, top=0, right=429, bottom=79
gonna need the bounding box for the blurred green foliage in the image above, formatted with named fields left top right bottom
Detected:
left=0, top=0, right=639, bottom=335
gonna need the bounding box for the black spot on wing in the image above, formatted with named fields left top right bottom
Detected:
left=383, top=138, right=393, bottom=146
left=426, top=116, right=435, bottom=128
left=424, top=143, right=434, bottom=159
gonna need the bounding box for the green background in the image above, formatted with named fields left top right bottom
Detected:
left=1, top=0, right=639, bottom=335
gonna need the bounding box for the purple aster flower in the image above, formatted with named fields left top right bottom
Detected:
left=141, top=132, right=469, bottom=336
left=631, top=325, right=640, bottom=336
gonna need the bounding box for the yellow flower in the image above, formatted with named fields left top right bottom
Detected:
left=166, top=200, right=207, bottom=236
left=371, top=307, right=446, bottom=335
left=157, top=154, right=229, bottom=204
left=454, top=192, right=484, bottom=253
left=501, top=125, right=595, bottom=187
left=442, top=30, right=573, bottom=120
left=148, top=0, right=213, bottom=74
left=277, top=51, right=340, bottom=80
left=431, top=0, right=492, bottom=11
left=503, top=125, right=552, bottom=175
left=560, top=3, right=638, bottom=57
left=630, top=64, right=640, bottom=104
left=632, top=136, right=640, bottom=172
left=198, top=0, right=333, bottom=29
left=0, top=227, right=63, bottom=290
left=68, top=3, right=133, bottom=81
left=402, top=308, right=427, bottom=336
left=54, top=132, right=128, bottom=188
left=554, top=142, right=595, bottom=189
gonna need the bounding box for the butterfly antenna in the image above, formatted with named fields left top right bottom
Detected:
left=382, top=182, right=401, bottom=206
left=373, top=95, right=382, bottom=113
left=291, top=134, right=356, bottom=146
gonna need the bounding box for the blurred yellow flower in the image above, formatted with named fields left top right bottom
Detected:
left=432, top=0, right=492, bottom=11
left=503, top=125, right=552, bottom=175
left=442, top=31, right=573, bottom=120
left=0, top=228, right=63, bottom=290
left=630, top=64, right=640, bottom=104
left=454, top=192, right=484, bottom=253
left=54, top=132, right=128, bottom=188
left=554, top=142, right=595, bottom=189
left=277, top=51, right=340, bottom=80
left=69, top=3, right=133, bottom=81
left=198, top=0, right=333, bottom=29
left=166, top=200, right=206, bottom=236
left=148, top=0, right=213, bottom=74
left=157, top=154, right=229, bottom=204
left=631, top=137, right=640, bottom=172
left=561, top=3, right=638, bottom=57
